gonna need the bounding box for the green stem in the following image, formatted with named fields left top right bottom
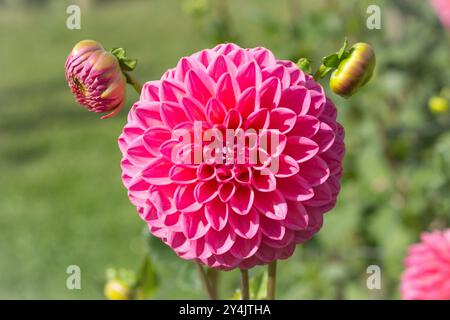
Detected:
left=267, top=260, right=277, bottom=300
left=124, top=72, right=142, bottom=94
left=240, top=269, right=250, bottom=300
left=195, top=262, right=217, bottom=300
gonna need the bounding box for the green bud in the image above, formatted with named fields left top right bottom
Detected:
left=297, top=58, right=312, bottom=74
left=429, top=96, right=449, bottom=114
left=330, top=42, right=376, bottom=98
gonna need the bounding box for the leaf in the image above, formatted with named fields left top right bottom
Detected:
left=322, top=53, right=340, bottom=68
left=110, top=47, right=138, bottom=72
left=134, top=256, right=158, bottom=299
left=338, top=37, right=349, bottom=60
left=249, top=270, right=268, bottom=300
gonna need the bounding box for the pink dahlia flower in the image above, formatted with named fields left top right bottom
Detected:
left=401, top=229, right=450, bottom=300
left=430, top=0, right=450, bottom=29
left=119, top=43, right=345, bottom=270
left=65, top=40, right=126, bottom=119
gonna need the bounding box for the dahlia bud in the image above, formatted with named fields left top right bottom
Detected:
left=429, top=96, right=449, bottom=114
left=104, top=279, right=132, bottom=300
left=329, top=42, right=376, bottom=98
left=65, top=40, right=127, bottom=119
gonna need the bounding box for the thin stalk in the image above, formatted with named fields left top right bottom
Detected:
left=240, top=269, right=250, bottom=300
left=267, top=260, right=277, bottom=300
left=124, top=72, right=142, bottom=94
left=195, top=262, right=216, bottom=300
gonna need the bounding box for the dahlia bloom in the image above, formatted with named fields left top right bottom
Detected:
left=65, top=40, right=126, bottom=119
left=119, top=43, right=345, bottom=270
left=430, top=0, right=450, bottom=29
left=401, top=229, right=450, bottom=300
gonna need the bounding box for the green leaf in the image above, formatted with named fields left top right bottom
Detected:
left=322, top=53, right=340, bottom=68
left=338, top=37, right=349, bottom=60
left=110, top=47, right=138, bottom=72
left=249, top=270, right=268, bottom=300
left=134, top=256, right=158, bottom=299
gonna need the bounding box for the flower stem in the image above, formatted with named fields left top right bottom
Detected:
left=267, top=260, right=277, bottom=300
left=195, top=262, right=217, bottom=300
left=240, top=269, right=250, bottom=300
left=124, top=72, right=142, bottom=94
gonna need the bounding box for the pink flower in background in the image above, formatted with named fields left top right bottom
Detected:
left=119, top=43, right=345, bottom=270
left=65, top=40, right=126, bottom=119
left=430, top=0, right=450, bottom=29
left=401, top=229, right=450, bottom=300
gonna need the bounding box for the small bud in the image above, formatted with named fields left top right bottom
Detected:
left=65, top=40, right=126, bottom=119
left=330, top=42, right=376, bottom=98
left=297, top=58, right=312, bottom=74
left=104, top=280, right=132, bottom=300
left=429, top=96, right=449, bottom=114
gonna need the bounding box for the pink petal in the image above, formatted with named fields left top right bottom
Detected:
left=284, top=136, right=319, bottom=163
left=204, top=197, right=229, bottom=231
left=254, top=189, right=287, bottom=220
left=207, top=54, right=236, bottom=82
left=160, top=102, right=189, bottom=128
left=197, top=163, right=216, bottom=181
left=277, top=175, right=314, bottom=201
left=224, top=109, right=242, bottom=129
left=244, top=108, right=270, bottom=130
left=181, top=96, right=206, bottom=121
left=259, top=77, right=281, bottom=109
left=182, top=209, right=210, bottom=240
left=278, top=86, right=311, bottom=115
left=216, top=73, right=239, bottom=110
left=269, top=107, right=297, bottom=134
left=274, top=154, right=299, bottom=178
left=185, top=69, right=214, bottom=105
left=284, top=201, right=309, bottom=231
left=205, top=226, right=236, bottom=255
left=218, top=181, right=236, bottom=202
left=259, top=214, right=286, bottom=240
left=140, top=80, right=160, bottom=102
left=228, top=208, right=259, bottom=239
left=230, top=184, right=254, bottom=215
left=169, top=165, right=198, bottom=184
left=300, top=156, right=330, bottom=187
left=303, top=181, right=333, bottom=207
left=194, top=179, right=219, bottom=204
left=236, top=87, right=260, bottom=120
left=290, top=115, right=320, bottom=138
left=262, top=65, right=290, bottom=90
left=159, top=79, right=186, bottom=103
left=230, top=233, right=261, bottom=259
left=143, top=127, right=171, bottom=156
left=142, top=158, right=173, bottom=185
left=205, top=98, right=227, bottom=124
left=312, top=122, right=336, bottom=154
left=148, top=184, right=177, bottom=215
left=236, top=60, right=262, bottom=91
left=252, top=169, right=276, bottom=192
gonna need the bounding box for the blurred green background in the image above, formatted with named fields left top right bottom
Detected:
left=0, top=0, right=449, bottom=299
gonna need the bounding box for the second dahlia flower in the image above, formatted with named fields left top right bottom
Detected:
left=430, top=0, right=450, bottom=29
left=65, top=40, right=127, bottom=119
left=401, top=229, right=450, bottom=300
left=119, top=43, right=345, bottom=270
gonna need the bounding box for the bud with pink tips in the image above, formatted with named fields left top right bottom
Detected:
left=65, top=40, right=131, bottom=119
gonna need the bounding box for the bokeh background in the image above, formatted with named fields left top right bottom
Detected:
left=0, top=0, right=449, bottom=299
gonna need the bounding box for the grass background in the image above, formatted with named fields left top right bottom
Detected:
left=0, top=0, right=449, bottom=299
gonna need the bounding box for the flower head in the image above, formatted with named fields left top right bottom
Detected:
left=401, top=229, right=450, bottom=300
left=119, top=43, right=345, bottom=270
left=65, top=40, right=126, bottom=119
left=430, top=0, right=450, bottom=29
